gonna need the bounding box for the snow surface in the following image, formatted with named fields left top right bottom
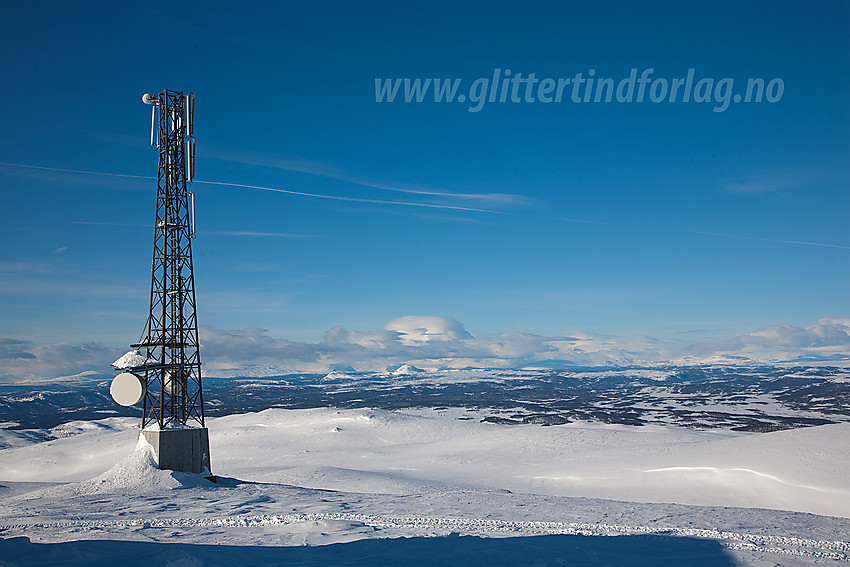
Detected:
left=1, top=408, right=849, bottom=566
left=110, top=350, right=150, bottom=371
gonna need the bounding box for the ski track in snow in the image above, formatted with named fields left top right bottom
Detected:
left=3, top=512, right=849, bottom=562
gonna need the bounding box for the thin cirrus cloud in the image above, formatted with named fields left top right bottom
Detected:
left=199, top=145, right=536, bottom=207
left=73, top=221, right=149, bottom=228
left=0, top=162, right=504, bottom=215
left=692, top=231, right=850, bottom=251
left=0, top=161, right=153, bottom=181
left=194, top=179, right=503, bottom=214
left=203, top=230, right=320, bottom=238
left=4, top=161, right=849, bottom=257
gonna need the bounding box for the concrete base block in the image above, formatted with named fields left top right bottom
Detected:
left=141, top=427, right=212, bottom=476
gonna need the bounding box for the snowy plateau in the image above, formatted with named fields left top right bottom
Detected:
left=1, top=366, right=849, bottom=566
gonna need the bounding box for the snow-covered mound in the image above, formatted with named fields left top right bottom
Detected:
left=60, top=444, right=182, bottom=493
left=390, top=364, right=425, bottom=375
left=16, top=440, right=215, bottom=503
left=321, top=370, right=357, bottom=382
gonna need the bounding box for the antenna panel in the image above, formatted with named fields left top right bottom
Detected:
left=185, top=93, right=194, bottom=136
left=190, top=191, right=196, bottom=237
left=150, top=105, right=158, bottom=148
left=185, top=138, right=195, bottom=182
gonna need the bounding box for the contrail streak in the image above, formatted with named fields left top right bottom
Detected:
left=0, top=162, right=154, bottom=180
left=204, top=230, right=318, bottom=238
left=6, top=162, right=847, bottom=248
left=693, top=230, right=850, bottom=250
left=0, top=162, right=500, bottom=214
left=194, top=179, right=500, bottom=214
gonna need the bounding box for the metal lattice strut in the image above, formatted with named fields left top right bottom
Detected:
left=134, top=89, right=203, bottom=429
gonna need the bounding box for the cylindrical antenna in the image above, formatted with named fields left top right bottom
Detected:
left=185, top=138, right=195, bottom=182
left=142, top=93, right=158, bottom=148
left=149, top=105, right=157, bottom=148
left=185, top=94, right=193, bottom=137
left=189, top=192, right=196, bottom=238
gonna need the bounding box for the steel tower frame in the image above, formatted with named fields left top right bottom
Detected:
left=133, top=89, right=203, bottom=429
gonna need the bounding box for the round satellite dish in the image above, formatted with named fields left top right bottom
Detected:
left=142, top=92, right=156, bottom=105
left=110, top=372, right=144, bottom=406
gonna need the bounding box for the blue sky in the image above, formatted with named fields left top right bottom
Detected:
left=1, top=1, right=849, bottom=379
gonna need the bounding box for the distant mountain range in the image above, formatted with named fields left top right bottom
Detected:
left=1, top=365, right=848, bottom=432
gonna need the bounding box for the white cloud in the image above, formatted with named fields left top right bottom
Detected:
left=687, top=318, right=850, bottom=363
left=384, top=315, right=472, bottom=345
left=2, top=317, right=848, bottom=383
left=199, top=327, right=323, bottom=362
left=0, top=340, right=122, bottom=383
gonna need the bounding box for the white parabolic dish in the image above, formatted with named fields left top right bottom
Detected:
left=110, top=372, right=144, bottom=406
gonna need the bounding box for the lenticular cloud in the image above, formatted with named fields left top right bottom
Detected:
left=384, top=316, right=473, bottom=345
